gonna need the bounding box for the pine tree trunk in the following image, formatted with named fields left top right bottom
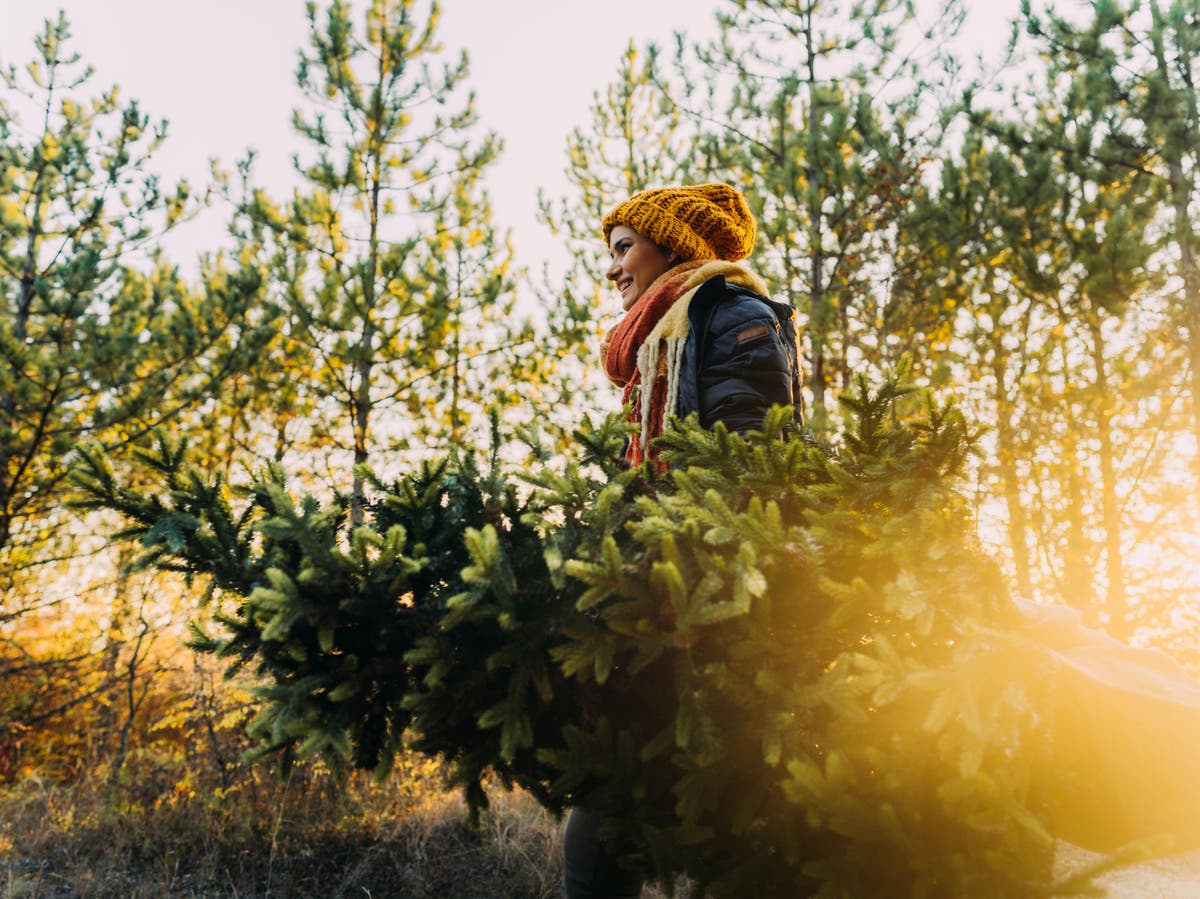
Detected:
left=1060, top=429, right=1094, bottom=614
left=1167, top=172, right=1200, bottom=504
left=1055, top=332, right=1095, bottom=616
left=351, top=334, right=374, bottom=528
left=1, top=141, right=48, bottom=555
left=803, top=6, right=829, bottom=426
left=1148, top=0, right=1200, bottom=508
left=350, top=77, right=386, bottom=528
left=1087, top=314, right=1127, bottom=633
left=990, top=334, right=1032, bottom=597
left=450, top=258, right=463, bottom=441
left=1161, top=122, right=1200, bottom=512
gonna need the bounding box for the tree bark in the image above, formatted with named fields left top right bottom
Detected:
left=1148, top=0, right=1200, bottom=507
left=989, top=332, right=1032, bottom=597
left=1087, top=314, right=1127, bottom=633
left=803, top=5, right=830, bottom=426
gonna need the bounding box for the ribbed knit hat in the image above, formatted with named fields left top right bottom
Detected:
left=602, top=183, right=756, bottom=262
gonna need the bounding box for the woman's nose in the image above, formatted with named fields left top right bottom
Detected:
left=605, top=260, right=619, bottom=281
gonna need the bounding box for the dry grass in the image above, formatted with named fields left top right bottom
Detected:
left=0, top=751, right=697, bottom=899
left=14, top=752, right=1200, bottom=898
left=0, top=753, right=555, bottom=898
left=11, top=749, right=1200, bottom=899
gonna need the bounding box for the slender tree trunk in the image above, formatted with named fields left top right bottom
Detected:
left=97, top=558, right=134, bottom=742
left=110, top=609, right=152, bottom=782
left=1057, top=432, right=1093, bottom=611
left=1168, top=174, right=1200, bottom=502
left=349, top=47, right=388, bottom=528
left=1148, top=0, right=1200, bottom=506
left=2, top=103, right=51, bottom=556
left=803, top=8, right=830, bottom=426
left=1161, top=133, right=1200, bottom=509
left=450, top=257, right=463, bottom=441
left=1087, top=314, right=1128, bottom=632
left=989, top=332, right=1032, bottom=597
left=351, top=323, right=375, bottom=527
left=1056, top=343, right=1094, bottom=616
left=1185, top=244, right=1200, bottom=492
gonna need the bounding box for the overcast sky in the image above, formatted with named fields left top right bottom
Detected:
left=1, top=1, right=1016, bottom=283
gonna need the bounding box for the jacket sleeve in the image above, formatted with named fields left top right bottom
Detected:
left=697, top=295, right=796, bottom=434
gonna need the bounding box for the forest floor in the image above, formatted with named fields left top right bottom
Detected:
left=2, top=759, right=1199, bottom=898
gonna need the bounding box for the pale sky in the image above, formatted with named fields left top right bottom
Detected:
left=0, top=0, right=1017, bottom=281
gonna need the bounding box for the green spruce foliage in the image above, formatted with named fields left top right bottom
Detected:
left=73, top=379, right=1107, bottom=897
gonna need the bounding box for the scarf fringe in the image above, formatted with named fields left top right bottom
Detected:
left=605, top=260, right=768, bottom=465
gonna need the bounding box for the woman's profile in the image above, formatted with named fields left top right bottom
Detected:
left=599, top=183, right=803, bottom=467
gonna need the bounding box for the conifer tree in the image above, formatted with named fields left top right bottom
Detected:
left=915, top=117, right=1083, bottom=600
left=659, top=0, right=965, bottom=427
left=946, top=5, right=1185, bottom=627
left=221, top=0, right=525, bottom=519
left=0, top=14, right=267, bottom=579
left=1021, top=0, right=1200, bottom=505
left=1032, top=164, right=1162, bottom=633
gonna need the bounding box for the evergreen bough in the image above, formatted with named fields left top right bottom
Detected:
left=71, top=377, right=1116, bottom=897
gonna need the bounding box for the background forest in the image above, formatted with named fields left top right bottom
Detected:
left=2, top=0, right=1198, bottom=896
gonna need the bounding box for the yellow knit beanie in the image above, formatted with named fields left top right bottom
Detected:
left=602, top=183, right=756, bottom=262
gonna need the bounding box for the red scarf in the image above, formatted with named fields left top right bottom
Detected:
left=602, top=262, right=707, bottom=466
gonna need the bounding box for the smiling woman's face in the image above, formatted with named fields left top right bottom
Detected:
left=605, top=225, right=676, bottom=310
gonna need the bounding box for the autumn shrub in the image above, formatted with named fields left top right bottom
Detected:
left=0, top=617, right=257, bottom=789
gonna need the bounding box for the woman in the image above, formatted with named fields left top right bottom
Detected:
left=563, top=183, right=804, bottom=899
left=599, top=183, right=803, bottom=467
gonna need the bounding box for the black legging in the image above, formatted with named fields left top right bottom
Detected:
left=563, top=808, right=643, bottom=899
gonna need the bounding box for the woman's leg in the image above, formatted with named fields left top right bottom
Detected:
left=563, top=807, right=643, bottom=899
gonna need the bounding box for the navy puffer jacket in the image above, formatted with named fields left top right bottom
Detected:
left=675, top=275, right=803, bottom=432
